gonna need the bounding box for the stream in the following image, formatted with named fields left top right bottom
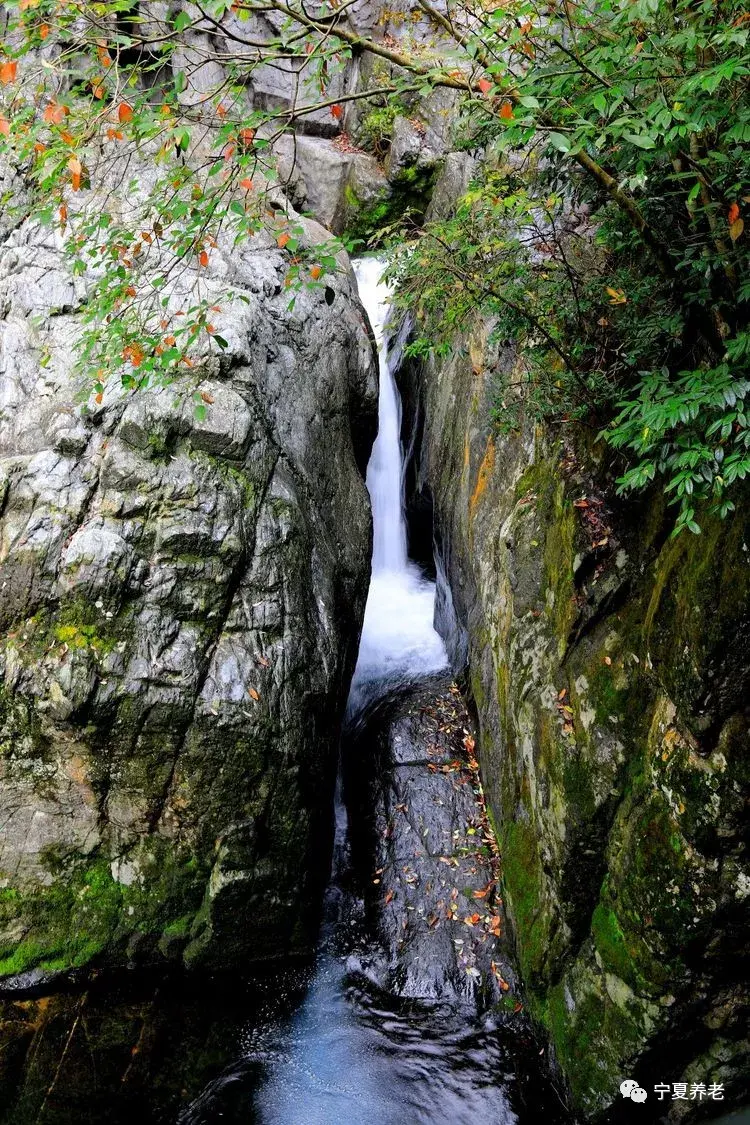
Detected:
left=176, top=258, right=568, bottom=1125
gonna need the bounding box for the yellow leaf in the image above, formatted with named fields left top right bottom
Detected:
left=606, top=286, right=627, bottom=305
left=729, top=217, right=744, bottom=242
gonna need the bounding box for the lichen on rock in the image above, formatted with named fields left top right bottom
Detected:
left=0, top=172, right=378, bottom=980
left=399, top=323, right=750, bottom=1117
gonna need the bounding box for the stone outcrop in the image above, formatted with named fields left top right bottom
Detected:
left=400, top=329, right=750, bottom=1119
left=0, top=184, right=378, bottom=979
left=346, top=677, right=518, bottom=1007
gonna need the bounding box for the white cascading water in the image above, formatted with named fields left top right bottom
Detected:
left=349, top=256, right=448, bottom=705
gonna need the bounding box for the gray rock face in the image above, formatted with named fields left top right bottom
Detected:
left=0, top=189, right=378, bottom=977
left=274, top=135, right=390, bottom=235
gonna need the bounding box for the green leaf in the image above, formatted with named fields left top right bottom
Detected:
left=547, top=132, right=571, bottom=152
left=624, top=133, right=656, bottom=149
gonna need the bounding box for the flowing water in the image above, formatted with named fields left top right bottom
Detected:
left=178, top=258, right=567, bottom=1125
left=348, top=257, right=448, bottom=707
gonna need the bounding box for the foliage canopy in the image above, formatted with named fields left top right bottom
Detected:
left=0, top=0, right=748, bottom=527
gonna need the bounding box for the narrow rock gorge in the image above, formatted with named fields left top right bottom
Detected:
left=0, top=0, right=748, bottom=1121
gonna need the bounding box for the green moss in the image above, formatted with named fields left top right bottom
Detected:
left=53, top=622, right=117, bottom=654
left=343, top=165, right=437, bottom=248
left=500, top=818, right=548, bottom=983
left=591, top=903, right=641, bottom=987
left=0, top=844, right=210, bottom=981
left=546, top=973, right=653, bottom=1113
left=356, top=101, right=407, bottom=159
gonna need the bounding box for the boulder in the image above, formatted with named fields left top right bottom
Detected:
left=0, top=172, right=378, bottom=979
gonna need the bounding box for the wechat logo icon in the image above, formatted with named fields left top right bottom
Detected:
left=621, top=1079, right=648, bottom=1103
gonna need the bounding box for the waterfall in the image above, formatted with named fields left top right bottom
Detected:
left=349, top=257, right=447, bottom=709
left=356, top=257, right=409, bottom=572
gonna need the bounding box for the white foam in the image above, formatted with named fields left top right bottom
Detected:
left=349, top=257, right=448, bottom=709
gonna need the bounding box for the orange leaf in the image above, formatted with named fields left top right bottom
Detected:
left=199, top=249, right=209, bottom=267
left=384, top=889, right=394, bottom=904
left=58, top=203, right=68, bottom=225
left=478, top=77, right=493, bottom=95
left=200, top=390, right=214, bottom=403
left=118, top=102, right=134, bottom=124
left=0, top=60, right=18, bottom=86
left=43, top=102, right=67, bottom=125
left=238, top=127, right=255, bottom=147
left=0, top=116, right=9, bottom=138
left=164, top=335, right=176, bottom=346
left=330, top=103, right=343, bottom=119
left=499, top=101, right=514, bottom=120
left=39, top=23, right=50, bottom=39
left=240, top=177, right=254, bottom=191
left=68, top=155, right=82, bottom=191
left=94, top=391, right=103, bottom=404
left=310, top=265, right=322, bottom=280
left=277, top=232, right=291, bottom=249
left=728, top=202, right=740, bottom=225
left=106, top=127, right=123, bottom=141
left=248, top=687, right=260, bottom=701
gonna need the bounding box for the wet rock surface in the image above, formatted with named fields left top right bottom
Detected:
left=399, top=328, right=750, bottom=1119
left=346, top=676, right=519, bottom=1009
left=0, top=167, right=378, bottom=979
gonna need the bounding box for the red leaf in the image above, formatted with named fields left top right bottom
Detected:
left=330, top=103, right=343, bottom=119
left=499, top=101, right=514, bottom=120
left=198, top=249, right=209, bottom=267
left=118, top=102, right=134, bottom=123
left=478, top=77, right=493, bottom=96
left=728, top=202, right=740, bottom=225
